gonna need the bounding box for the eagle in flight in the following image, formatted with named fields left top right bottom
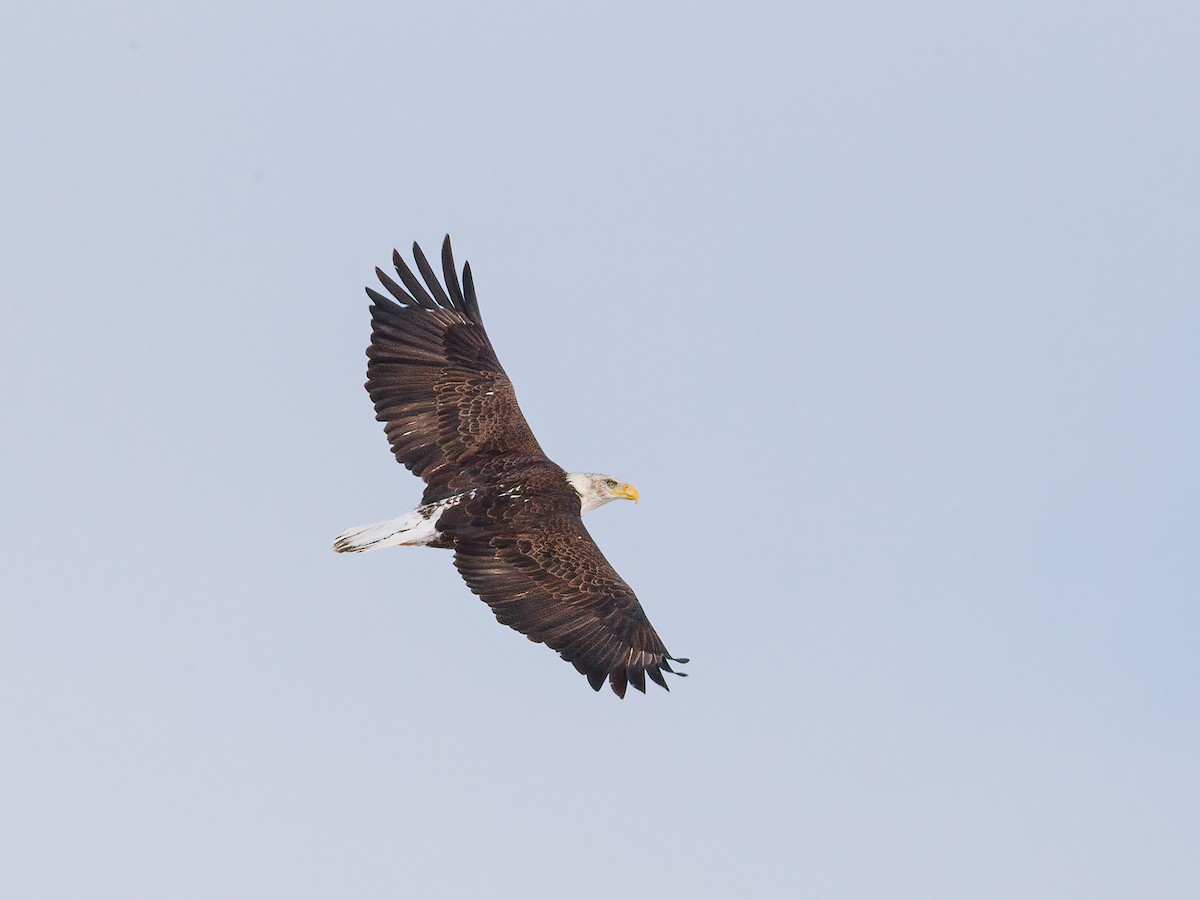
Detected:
left=334, top=236, right=687, bottom=697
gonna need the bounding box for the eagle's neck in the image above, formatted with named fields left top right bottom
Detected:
left=565, top=472, right=606, bottom=515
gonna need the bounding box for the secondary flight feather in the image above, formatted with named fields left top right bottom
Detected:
left=334, top=236, right=687, bottom=697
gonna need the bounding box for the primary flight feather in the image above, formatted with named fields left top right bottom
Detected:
left=334, top=236, right=687, bottom=697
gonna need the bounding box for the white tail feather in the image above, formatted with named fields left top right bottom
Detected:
left=333, top=495, right=470, bottom=553
left=333, top=508, right=438, bottom=553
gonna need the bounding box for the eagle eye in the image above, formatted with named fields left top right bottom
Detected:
left=605, top=479, right=617, bottom=488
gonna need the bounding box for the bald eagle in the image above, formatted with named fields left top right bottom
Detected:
left=334, top=236, right=687, bottom=697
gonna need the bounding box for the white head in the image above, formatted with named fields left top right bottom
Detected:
left=565, top=472, right=640, bottom=515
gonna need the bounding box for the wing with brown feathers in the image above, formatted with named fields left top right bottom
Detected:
left=443, top=484, right=688, bottom=697
left=365, top=236, right=549, bottom=503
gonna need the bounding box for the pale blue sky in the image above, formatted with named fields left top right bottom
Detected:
left=3, top=2, right=1198, bottom=897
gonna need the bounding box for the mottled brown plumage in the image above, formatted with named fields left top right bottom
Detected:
left=352, top=236, right=686, bottom=697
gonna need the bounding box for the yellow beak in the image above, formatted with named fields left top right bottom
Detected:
left=613, top=483, right=639, bottom=503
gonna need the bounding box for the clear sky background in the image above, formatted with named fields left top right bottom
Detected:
left=3, top=2, right=1198, bottom=897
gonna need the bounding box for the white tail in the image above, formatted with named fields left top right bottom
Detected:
left=333, top=508, right=438, bottom=553
left=333, top=495, right=470, bottom=553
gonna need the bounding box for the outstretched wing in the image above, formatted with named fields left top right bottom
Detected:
left=365, top=236, right=550, bottom=503
left=446, top=488, right=687, bottom=698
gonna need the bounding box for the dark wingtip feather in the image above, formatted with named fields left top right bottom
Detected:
left=609, top=669, right=628, bottom=699
left=662, top=654, right=690, bottom=678
left=646, top=666, right=669, bottom=691
left=391, top=249, right=438, bottom=310
left=441, top=234, right=466, bottom=311
left=365, top=286, right=397, bottom=308
left=375, top=266, right=418, bottom=307
left=628, top=667, right=647, bottom=694
left=587, top=671, right=606, bottom=692
left=462, top=261, right=483, bottom=325
left=411, top=240, right=454, bottom=310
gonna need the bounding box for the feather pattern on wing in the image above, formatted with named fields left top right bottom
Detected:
left=440, top=481, right=686, bottom=697
left=365, top=236, right=548, bottom=503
